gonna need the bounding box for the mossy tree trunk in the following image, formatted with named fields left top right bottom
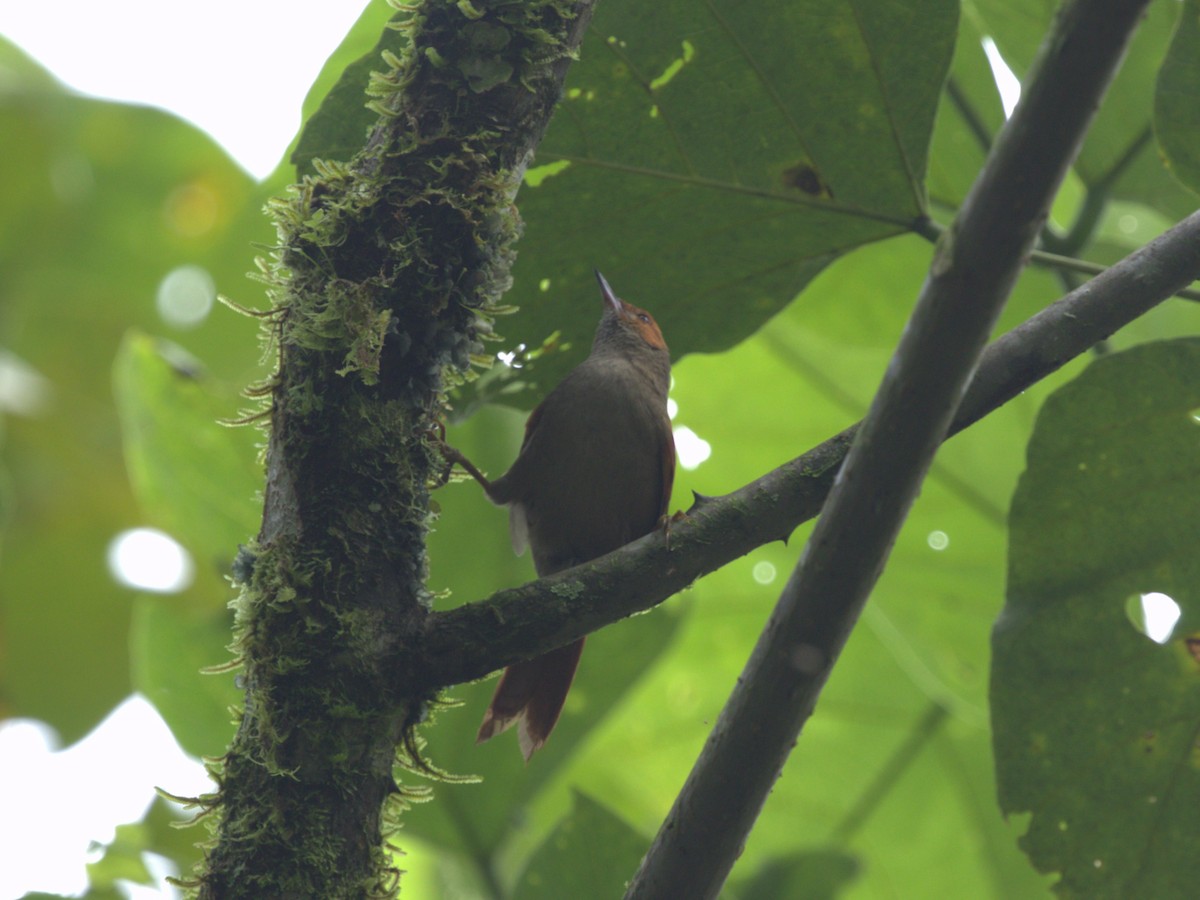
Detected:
left=195, top=3, right=596, bottom=896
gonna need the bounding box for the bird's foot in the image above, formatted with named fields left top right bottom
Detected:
left=658, top=510, right=688, bottom=551
left=426, top=423, right=494, bottom=492
left=423, top=422, right=457, bottom=486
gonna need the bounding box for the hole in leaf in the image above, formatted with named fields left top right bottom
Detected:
left=1124, top=592, right=1181, bottom=644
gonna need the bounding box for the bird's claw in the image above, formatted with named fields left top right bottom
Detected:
left=425, top=423, right=495, bottom=493
left=658, top=510, right=688, bottom=551
left=423, top=421, right=460, bottom=487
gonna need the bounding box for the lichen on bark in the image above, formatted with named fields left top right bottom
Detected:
left=189, top=2, right=597, bottom=896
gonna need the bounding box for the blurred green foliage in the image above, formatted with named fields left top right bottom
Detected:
left=2, top=0, right=1198, bottom=897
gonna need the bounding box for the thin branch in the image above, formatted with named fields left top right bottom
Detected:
left=921, top=222, right=1200, bottom=302
left=1039, top=184, right=1111, bottom=257
left=1028, top=247, right=1200, bottom=301
left=829, top=702, right=950, bottom=845
left=946, top=76, right=994, bottom=155
left=1038, top=128, right=1151, bottom=258
left=625, top=1, right=1153, bottom=896
left=418, top=204, right=1200, bottom=690
left=1036, top=128, right=1151, bottom=258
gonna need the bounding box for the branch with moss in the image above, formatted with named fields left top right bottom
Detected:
left=194, top=2, right=597, bottom=897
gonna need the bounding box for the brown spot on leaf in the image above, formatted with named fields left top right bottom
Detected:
left=781, top=162, right=833, bottom=199
left=1186, top=637, right=1200, bottom=664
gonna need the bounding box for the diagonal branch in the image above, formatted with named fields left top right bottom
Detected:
left=625, top=1, right=1153, bottom=896
left=418, top=203, right=1200, bottom=689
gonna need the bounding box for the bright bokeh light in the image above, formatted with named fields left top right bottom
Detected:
left=752, top=561, right=777, bottom=585
left=927, top=530, right=949, bottom=551
left=107, top=527, right=195, bottom=593
left=0, top=1, right=371, bottom=179
left=0, top=696, right=213, bottom=898
left=1140, top=592, right=1182, bottom=644
left=0, top=349, right=53, bottom=416
left=157, top=264, right=217, bottom=329
left=982, top=37, right=1022, bottom=118
left=674, top=425, right=712, bottom=470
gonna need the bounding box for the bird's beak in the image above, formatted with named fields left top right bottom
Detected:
left=595, top=270, right=622, bottom=315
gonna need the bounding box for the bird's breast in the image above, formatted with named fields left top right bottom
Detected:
left=510, top=363, right=670, bottom=575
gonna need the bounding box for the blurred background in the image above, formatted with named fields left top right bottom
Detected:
left=3, top=0, right=1198, bottom=897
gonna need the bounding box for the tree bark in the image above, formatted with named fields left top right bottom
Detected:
left=195, top=3, right=598, bottom=896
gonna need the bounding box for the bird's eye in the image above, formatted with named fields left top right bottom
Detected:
left=637, top=313, right=651, bottom=324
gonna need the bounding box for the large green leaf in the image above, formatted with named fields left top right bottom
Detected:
left=113, top=331, right=261, bottom=578
left=289, top=0, right=404, bottom=177
left=130, top=595, right=240, bottom=759
left=512, top=791, right=647, bottom=899
left=994, top=339, right=1200, bottom=898
left=497, top=0, right=957, bottom=406
left=294, top=0, right=959, bottom=408
left=0, top=38, right=269, bottom=740
left=1155, top=0, right=1200, bottom=196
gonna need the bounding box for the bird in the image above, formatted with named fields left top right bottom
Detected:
left=441, top=271, right=675, bottom=760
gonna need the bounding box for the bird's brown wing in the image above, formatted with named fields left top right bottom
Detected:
left=493, top=397, right=548, bottom=554
left=658, top=416, right=677, bottom=519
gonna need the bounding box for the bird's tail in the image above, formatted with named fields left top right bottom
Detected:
left=475, top=638, right=585, bottom=761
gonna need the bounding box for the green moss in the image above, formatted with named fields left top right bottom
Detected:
left=550, top=579, right=587, bottom=601
left=196, top=1, right=589, bottom=896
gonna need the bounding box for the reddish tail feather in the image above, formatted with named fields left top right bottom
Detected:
left=475, top=639, right=585, bottom=761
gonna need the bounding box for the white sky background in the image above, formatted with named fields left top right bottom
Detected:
left=1, top=0, right=371, bottom=180
left=0, top=3, right=371, bottom=896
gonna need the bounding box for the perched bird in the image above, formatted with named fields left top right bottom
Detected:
left=444, top=271, right=675, bottom=760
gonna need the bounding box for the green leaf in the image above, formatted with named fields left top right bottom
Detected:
left=131, top=595, right=239, bottom=758
left=513, top=791, right=647, bottom=899
left=113, top=331, right=261, bottom=579
left=113, top=332, right=248, bottom=757
left=86, top=821, right=154, bottom=889
left=290, top=0, right=408, bottom=177
left=1155, top=0, right=1200, bottom=196
left=291, top=1, right=958, bottom=410
left=0, top=39, right=269, bottom=741
left=82, top=797, right=205, bottom=895
left=994, top=339, right=1200, bottom=898
left=927, top=12, right=1006, bottom=211
left=491, top=0, right=958, bottom=408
